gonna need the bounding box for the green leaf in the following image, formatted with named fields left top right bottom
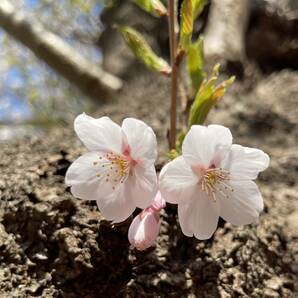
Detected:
left=187, top=37, right=205, bottom=91
left=192, top=0, right=208, bottom=20
left=175, top=130, right=186, bottom=153
left=120, top=26, right=171, bottom=75
left=71, top=0, right=93, bottom=13
left=166, top=149, right=180, bottom=160
left=133, top=0, right=167, bottom=17
left=212, top=76, right=235, bottom=101
left=179, top=0, right=193, bottom=50
left=188, top=64, right=235, bottom=126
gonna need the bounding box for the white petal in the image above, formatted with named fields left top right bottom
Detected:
left=221, top=144, right=270, bottom=180
left=219, top=180, right=263, bottom=226
left=151, top=191, right=166, bottom=211
left=178, top=191, right=219, bottom=240
left=125, top=164, right=158, bottom=209
left=65, top=152, right=98, bottom=186
left=65, top=152, right=119, bottom=201
left=96, top=184, right=135, bottom=223
left=159, top=156, right=199, bottom=204
left=74, top=113, right=123, bottom=153
left=128, top=214, right=142, bottom=245
left=182, top=125, right=232, bottom=167
left=121, top=118, right=157, bottom=164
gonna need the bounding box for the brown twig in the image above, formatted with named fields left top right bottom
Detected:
left=168, top=0, right=178, bottom=150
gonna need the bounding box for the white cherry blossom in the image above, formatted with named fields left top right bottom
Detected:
left=65, top=113, right=158, bottom=223
left=159, top=125, right=270, bottom=240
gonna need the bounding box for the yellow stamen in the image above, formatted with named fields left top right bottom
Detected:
left=200, top=168, right=233, bottom=201
left=94, top=152, right=133, bottom=190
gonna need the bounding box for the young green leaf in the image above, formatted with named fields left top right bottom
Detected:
left=188, top=64, right=235, bottom=126
left=192, top=0, right=208, bottom=20
left=133, top=0, right=167, bottom=17
left=120, top=26, right=171, bottom=76
left=166, top=149, right=180, bottom=160
left=179, top=0, right=193, bottom=50
left=187, top=37, right=205, bottom=92
left=176, top=130, right=186, bottom=153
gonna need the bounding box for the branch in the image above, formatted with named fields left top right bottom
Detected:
left=168, top=0, right=178, bottom=150
left=204, top=0, right=249, bottom=64
left=0, top=0, right=122, bottom=100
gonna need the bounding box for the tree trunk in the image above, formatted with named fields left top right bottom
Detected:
left=204, top=0, right=250, bottom=65
left=0, top=0, right=122, bottom=100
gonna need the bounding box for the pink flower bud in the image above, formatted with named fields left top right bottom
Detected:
left=128, top=191, right=166, bottom=251
left=128, top=208, right=160, bottom=251
left=151, top=191, right=166, bottom=211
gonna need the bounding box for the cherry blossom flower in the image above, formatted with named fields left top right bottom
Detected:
left=128, top=191, right=166, bottom=250
left=159, top=125, right=270, bottom=240
left=65, top=113, right=158, bottom=223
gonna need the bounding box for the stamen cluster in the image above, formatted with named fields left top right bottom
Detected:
left=93, top=153, right=131, bottom=189
left=201, top=168, right=232, bottom=201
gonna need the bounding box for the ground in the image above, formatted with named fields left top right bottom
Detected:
left=0, top=66, right=297, bottom=297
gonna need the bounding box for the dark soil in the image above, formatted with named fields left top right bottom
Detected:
left=0, top=68, right=297, bottom=297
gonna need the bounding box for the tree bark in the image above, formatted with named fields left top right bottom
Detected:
left=204, top=0, right=250, bottom=64
left=0, top=0, right=122, bottom=100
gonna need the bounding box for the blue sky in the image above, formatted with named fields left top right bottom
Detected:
left=0, top=0, right=102, bottom=123
left=26, top=0, right=38, bottom=5
left=0, top=67, right=31, bottom=122
left=0, top=0, right=37, bottom=122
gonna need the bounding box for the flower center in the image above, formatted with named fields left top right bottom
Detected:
left=93, top=152, right=135, bottom=190
left=200, top=167, right=233, bottom=201
left=106, top=152, right=131, bottom=179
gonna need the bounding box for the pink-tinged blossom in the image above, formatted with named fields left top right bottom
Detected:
left=159, top=125, right=270, bottom=240
left=65, top=113, right=158, bottom=223
left=128, top=191, right=166, bottom=251
left=150, top=190, right=166, bottom=211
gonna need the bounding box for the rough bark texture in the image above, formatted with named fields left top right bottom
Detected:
left=0, top=69, right=297, bottom=298
left=247, top=0, right=298, bottom=72
left=0, top=0, right=122, bottom=100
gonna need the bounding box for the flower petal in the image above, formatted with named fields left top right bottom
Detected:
left=65, top=152, right=119, bottom=201
left=96, top=184, right=135, bottom=223
left=151, top=191, right=166, bottom=211
left=159, top=156, right=199, bottom=204
left=221, top=144, right=270, bottom=180
left=128, top=211, right=160, bottom=251
left=65, top=152, right=107, bottom=200
left=121, top=118, right=157, bottom=164
left=182, top=125, right=232, bottom=168
left=219, top=180, right=263, bottom=226
left=178, top=190, right=219, bottom=239
left=125, top=164, right=158, bottom=209
left=128, top=215, right=141, bottom=244
left=74, top=113, right=123, bottom=153
left=65, top=152, right=98, bottom=186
